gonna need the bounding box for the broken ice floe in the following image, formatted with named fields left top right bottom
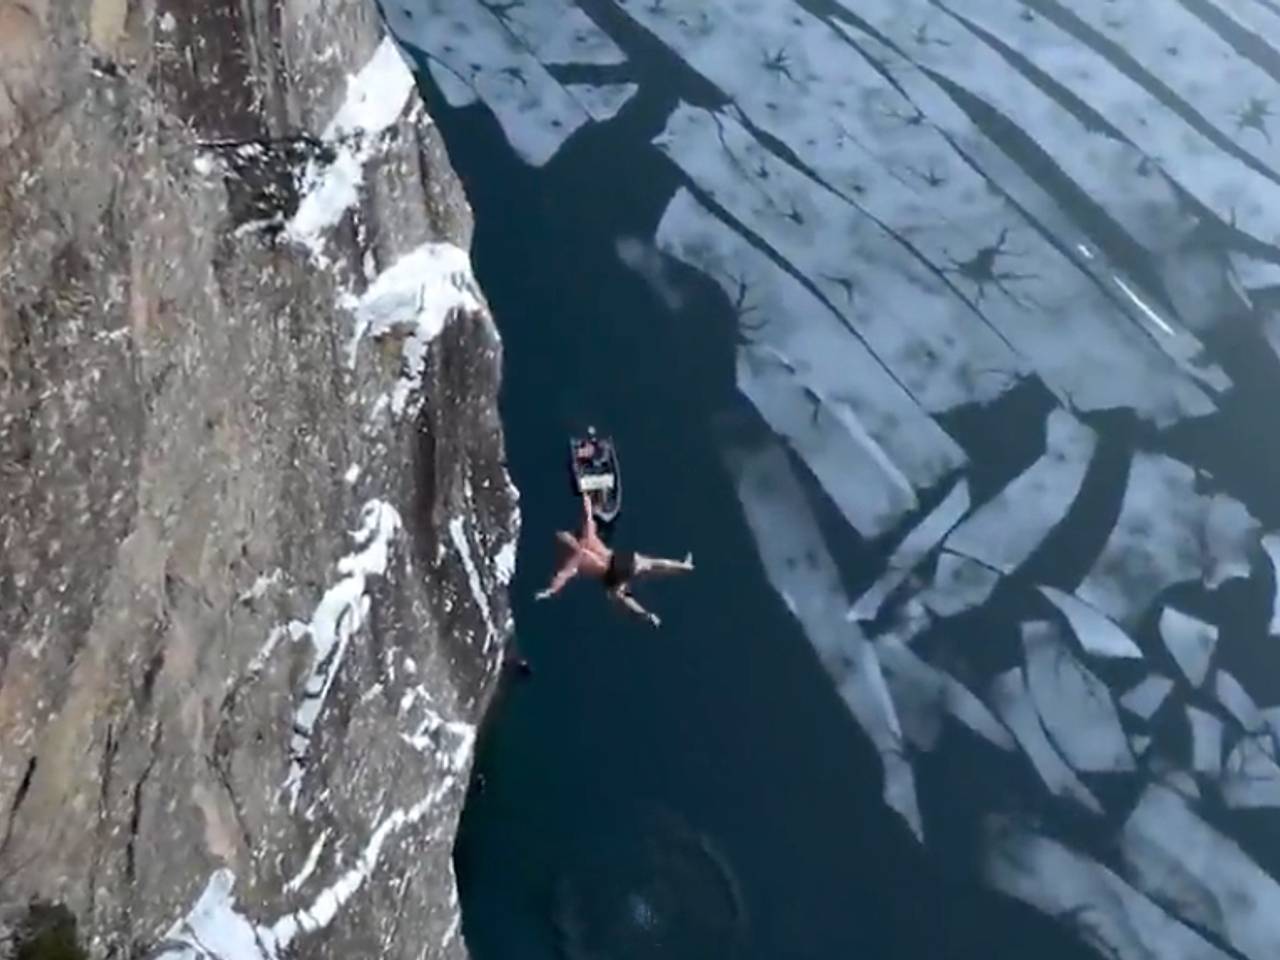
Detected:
left=1057, top=0, right=1280, bottom=180
left=848, top=480, right=970, bottom=622
left=653, top=101, right=1022, bottom=416
left=728, top=435, right=921, bottom=840
left=942, top=0, right=1280, bottom=251
left=344, top=242, right=483, bottom=416
left=1122, top=782, right=1280, bottom=959
left=1120, top=675, right=1175, bottom=721
left=634, top=0, right=1220, bottom=423
left=286, top=38, right=418, bottom=258
left=1161, top=607, right=1219, bottom=688
left=1216, top=670, right=1265, bottom=732
left=986, top=816, right=1232, bottom=960
left=876, top=633, right=1015, bottom=753
left=920, top=551, right=1000, bottom=619
left=660, top=187, right=965, bottom=537
left=386, top=0, right=625, bottom=166
left=1187, top=707, right=1224, bottom=776
left=988, top=667, right=1102, bottom=814
left=1022, top=621, right=1134, bottom=773
left=283, top=500, right=402, bottom=809
left=1223, top=734, right=1280, bottom=809
left=1080, top=453, right=1257, bottom=625
left=946, top=410, right=1095, bottom=574
left=836, top=0, right=1276, bottom=253
left=1038, top=586, right=1144, bottom=659
left=570, top=83, right=639, bottom=123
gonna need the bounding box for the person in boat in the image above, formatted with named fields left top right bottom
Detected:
left=536, top=492, right=693, bottom=627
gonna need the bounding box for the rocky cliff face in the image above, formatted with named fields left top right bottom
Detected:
left=0, top=1, right=518, bottom=958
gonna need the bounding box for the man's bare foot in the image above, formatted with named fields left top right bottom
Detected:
left=682, top=552, right=694, bottom=570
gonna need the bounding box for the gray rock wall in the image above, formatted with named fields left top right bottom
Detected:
left=0, top=1, right=517, bottom=957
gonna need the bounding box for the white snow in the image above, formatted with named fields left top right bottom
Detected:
left=1160, top=607, right=1219, bottom=688
left=920, top=551, right=1000, bottom=619
left=946, top=410, right=1096, bottom=573
left=284, top=830, right=331, bottom=895
left=1038, top=586, right=1144, bottom=659
left=344, top=242, right=482, bottom=416
left=238, top=569, right=283, bottom=604
left=285, top=38, right=418, bottom=258
left=986, top=817, right=1233, bottom=960
left=987, top=666, right=1102, bottom=814
left=1122, top=782, right=1280, bottom=960
left=848, top=480, right=970, bottom=622
left=284, top=500, right=402, bottom=809
left=1022, top=621, right=1134, bottom=773
left=494, top=540, right=517, bottom=586
left=1187, top=707, right=1224, bottom=776
left=652, top=101, right=1022, bottom=416
left=1120, top=675, right=1175, bottom=721
left=449, top=515, right=497, bottom=643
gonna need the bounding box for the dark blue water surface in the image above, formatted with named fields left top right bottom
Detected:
left=405, top=44, right=1101, bottom=960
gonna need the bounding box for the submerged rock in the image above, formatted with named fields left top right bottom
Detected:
left=0, top=2, right=517, bottom=959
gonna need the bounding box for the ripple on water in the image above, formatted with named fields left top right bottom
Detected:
left=551, top=808, right=747, bottom=960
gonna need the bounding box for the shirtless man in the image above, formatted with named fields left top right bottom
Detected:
left=536, top=492, right=693, bottom=627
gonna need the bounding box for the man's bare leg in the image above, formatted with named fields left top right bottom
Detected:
left=635, top=552, right=694, bottom=577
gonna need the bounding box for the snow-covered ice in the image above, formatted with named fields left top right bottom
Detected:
left=988, top=666, right=1102, bottom=814
left=1022, top=621, right=1134, bottom=773
left=728, top=434, right=921, bottom=840
left=1038, top=586, right=1144, bottom=659
left=849, top=480, right=970, bottom=622
left=1120, top=675, right=1175, bottom=721
left=1161, top=607, right=1218, bottom=688
left=946, top=411, right=1095, bottom=574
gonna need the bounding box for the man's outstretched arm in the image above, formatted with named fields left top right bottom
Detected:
left=580, top=491, right=598, bottom=542
left=536, top=560, right=579, bottom=600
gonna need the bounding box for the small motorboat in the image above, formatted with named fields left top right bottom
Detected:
left=569, top=427, right=622, bottom=524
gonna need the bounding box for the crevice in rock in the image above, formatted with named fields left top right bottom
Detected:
left=125, top=724, right=162, bottom=884
left=210, top=687, right=258, bottom=863
left=0, top=756, right=38, bottom=860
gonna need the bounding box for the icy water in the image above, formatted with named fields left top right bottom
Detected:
left=387, top=2, right=1280, bottom=959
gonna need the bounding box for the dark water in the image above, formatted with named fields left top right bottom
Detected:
left=402, top=38, right=1104, bottom=960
